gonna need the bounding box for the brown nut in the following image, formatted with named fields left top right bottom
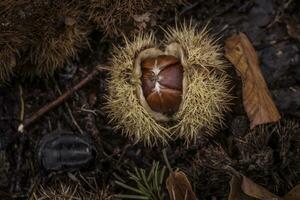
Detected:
left=141, top=55, right=183, bottom=114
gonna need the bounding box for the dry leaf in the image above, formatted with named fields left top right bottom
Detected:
left=166, top=171, right=197, bottom=200
left=229, top=173, right=300, bottom=200
left=229, top=174, right=282, bottom=200
left=284, top=185, right=300, bottom=200
left=225, top=32, right=281, bottom=129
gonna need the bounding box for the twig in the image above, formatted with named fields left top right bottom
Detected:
left=17, top=84, right=25, bottom=133
left=179, top=1, right=201, bottom=16
left=163, top=148, right=187, bottom=199
left=11, top=84, right=26, bottom=195
left=284, top=0, right=294, bottom=9
left=162, top=148, right=173, bottom=173
left=53, top=77, right=84, bottom=134
left=81, top=93, right=102, bottom=145
left=224, top=165, right=241, bottom=179
left=21, top=65, right=110, bottom=129
left=163, top=1, right=201, bottom=26
left=18, top=85, right=25, bottom=122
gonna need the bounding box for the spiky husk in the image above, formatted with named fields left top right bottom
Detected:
left=234, top=119, right=300, bottom=194
left=0, top=1, right=28, bottom=82
left=88, top=0, right=186, bottom=37
left=105, top=24, right=232, bottom=146
left=105, top=34, right=170, bottom=146
left=164, top=24, right=231, bottom=142
left=0, top=0, right=90, bottom=81
left=192, top=120, right=300, bottom=196
left=27, top=1, right=90, bottom=76
left=0, top=34, right=21, bottom=82
left=32, top=178, right=113, bottom=200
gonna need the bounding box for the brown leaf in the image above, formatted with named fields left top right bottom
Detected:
left=229, top=174, right=282, bottom=200
left=225, top=32, right=281, bottom=129
left=166, top=171, right=197, bottom=200
left=284, top=185, right=300, bottom=200
left=229, top=173, right=300, bottom=200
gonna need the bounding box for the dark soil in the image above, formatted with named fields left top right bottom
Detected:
left=0, top=0, right=299, bottom=199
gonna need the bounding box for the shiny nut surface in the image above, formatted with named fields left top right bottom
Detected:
left=141, top=55, right=183, bottom=114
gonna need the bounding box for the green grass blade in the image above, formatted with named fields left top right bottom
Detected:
left=115, top=181, right=145, bottom=195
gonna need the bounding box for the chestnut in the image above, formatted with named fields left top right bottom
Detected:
left=141, top=55, right=183, bottom=114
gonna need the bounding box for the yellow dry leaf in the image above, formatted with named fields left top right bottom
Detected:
left=166, top=171, right=197, bottom=200
left=224, top=32, right=281, bottom=129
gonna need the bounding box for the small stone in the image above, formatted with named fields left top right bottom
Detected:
left=37, top=131, right=96, bottom=172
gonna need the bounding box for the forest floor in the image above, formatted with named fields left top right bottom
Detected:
left=0, top=0, right=299, bottom=199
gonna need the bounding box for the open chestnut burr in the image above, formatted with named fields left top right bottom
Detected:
left=141, top=55, right=183, bottom=114
left=105, top=25, right=232, bottom=146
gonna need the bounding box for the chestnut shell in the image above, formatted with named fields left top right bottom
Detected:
left=141, top=55, right=183, bottom=114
